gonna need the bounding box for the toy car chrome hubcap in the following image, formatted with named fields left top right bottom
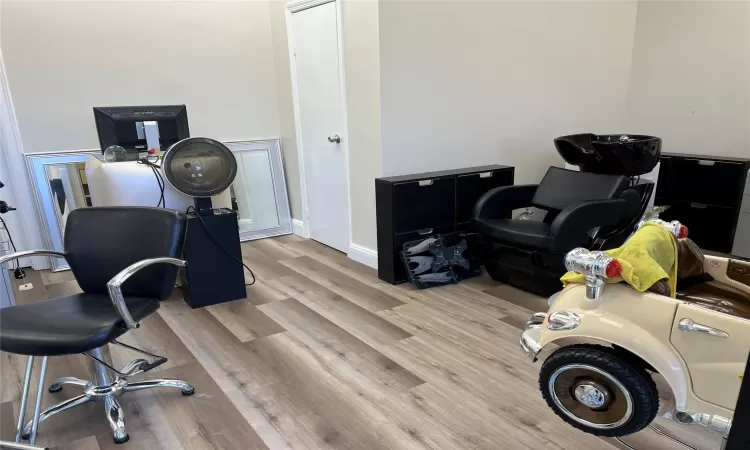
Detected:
left=549, top=364, right=634, bottom=429
left=573, top=383, right=608, bottom=408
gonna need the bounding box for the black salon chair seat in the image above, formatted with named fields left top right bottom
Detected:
left=0, top=293, right=159, bottom=356
left=472, top=167, right=648, bottom=296
left=471, top=218, right=553, bottom=250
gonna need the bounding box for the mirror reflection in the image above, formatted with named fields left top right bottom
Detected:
left=44, top=163, right=92, bottom=233
left=231, top=149, right=280, bottom=234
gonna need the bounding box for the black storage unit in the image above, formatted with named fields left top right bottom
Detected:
left=180, top=208, right=247, bottom=308
left=656, top=153, right=750, bottom=253
left=376, top=165, right=514, bottom=284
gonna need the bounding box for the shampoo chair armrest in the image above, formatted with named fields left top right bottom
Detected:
left=548, top=199, right=628, bottom=251
left=472, top=184, right=538, bottom=220
left=0, top=250, right=66, bottom=266
left=107, top=257, right=187, bottom=330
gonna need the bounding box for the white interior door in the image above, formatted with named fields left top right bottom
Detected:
left=291, top=1, right=350, bottom=252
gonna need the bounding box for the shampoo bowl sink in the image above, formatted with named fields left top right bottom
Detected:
left=555, top=133, right=661, bottom=177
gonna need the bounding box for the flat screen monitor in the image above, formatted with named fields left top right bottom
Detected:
left=93, top=105, right=190, bottom=154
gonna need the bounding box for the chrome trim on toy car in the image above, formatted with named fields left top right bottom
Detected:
left=526, top=312, right=546, bottom=328
left=520, top=328, right=542, bottom=362
left=636, top=218, right=688, bottom=239
left=520, top=312, right=546, bottom=362
left=574, top=383, right=607, bottom=408
left=547, top=311, right=581, bottom=331
left=564, top=248, right=622, bottom=300
left=549, top=364, right=634, bottom=430
left=678, top=318, right=729, bottom=338
left=564, top=248, right=615, bottom=278
left=674, top=410, right=732, bottom=434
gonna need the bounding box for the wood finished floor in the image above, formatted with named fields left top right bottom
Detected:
left=0, top=235, right=722, bottom=450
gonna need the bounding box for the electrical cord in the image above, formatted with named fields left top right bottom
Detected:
left=138, top=159, right=165, bottom=208
left=154, top=166, right=165, bottom=208
left=185, top=206, right=256, bottom=286
left=0, top=215, right=25, bottom=278
left=0, top=216, right=18, bottom=259
left=151, top=165, right=166, bottom=208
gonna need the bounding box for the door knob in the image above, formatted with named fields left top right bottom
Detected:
left=678, top=319, right=729, bottom=338
left=327, top=134, right=341, bottom=144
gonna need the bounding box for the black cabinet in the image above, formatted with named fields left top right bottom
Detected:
left=393, top=178, right=456, bottom=233
left=376, top=165, right=514, bottom=284
left=656, top=153, right=750, bottom=253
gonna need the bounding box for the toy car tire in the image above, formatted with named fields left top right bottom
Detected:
left=539, top=344, right=658, bottom=437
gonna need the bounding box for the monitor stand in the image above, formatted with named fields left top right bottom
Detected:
left=136, top=120, right=162, bottom=158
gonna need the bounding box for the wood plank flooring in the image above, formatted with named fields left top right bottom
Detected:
left=0, top=235, right=722, bottom=449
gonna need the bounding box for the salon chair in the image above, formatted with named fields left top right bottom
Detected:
left=0, top=207, right=193, bottom=446
left=472, top=134, right=660, bottom=296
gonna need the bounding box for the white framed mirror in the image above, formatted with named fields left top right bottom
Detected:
left=26, top=151, right=100, bottom=271
left=225, top=139, right=293, bottom=240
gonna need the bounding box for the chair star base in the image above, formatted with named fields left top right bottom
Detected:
left=17, top=346, right=194, bottom=445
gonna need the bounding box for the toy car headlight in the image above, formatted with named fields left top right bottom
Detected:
left=564, top=248, right=622, bottom=278
left=547, top=311, right=581, bottom=331
left=564, top=248, right=622, bottom=299
left=636, top=218, right=688, bottom=239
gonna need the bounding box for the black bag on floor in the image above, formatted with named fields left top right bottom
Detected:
left=400, top=232, right=482, bottom=289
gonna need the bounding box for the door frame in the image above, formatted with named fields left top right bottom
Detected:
left=0, top=49, right=48, bottom=270
left=285, top=0, right=352, bottom=252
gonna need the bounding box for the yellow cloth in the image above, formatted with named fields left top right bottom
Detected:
left=560, top=222, right=679, bottom=297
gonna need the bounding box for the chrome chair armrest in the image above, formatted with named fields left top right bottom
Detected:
left=0, top=440, right=49, bottom=450
left=106, top=257, right=187, bottom=329
left=0, top=440, right=49, bottom=449
left=0, top=250, right=66, bottom=266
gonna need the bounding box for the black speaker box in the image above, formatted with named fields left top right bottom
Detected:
left=180, top=208, right=246, bottom=308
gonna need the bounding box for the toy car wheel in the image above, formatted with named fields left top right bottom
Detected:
left=539, top=345, right=658, bottom=437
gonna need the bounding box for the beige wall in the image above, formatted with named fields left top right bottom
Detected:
left=5, top=0, right=747, bottom=258
left=378, top=1, right=639, bottom=185
left=625, top=1, right=750, bottom=158
left=1, top=0, right=280, bottom=153
left=342, top=0, right=382, bottom=250
left=269, top=1, right=303, bottom=220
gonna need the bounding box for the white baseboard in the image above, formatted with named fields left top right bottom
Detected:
left=348, top=243, right=378, bottom=269
left=291, top=219, right=305, bottom=237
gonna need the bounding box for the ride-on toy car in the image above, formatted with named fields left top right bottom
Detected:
left=521, top=221, right=750, bottom=445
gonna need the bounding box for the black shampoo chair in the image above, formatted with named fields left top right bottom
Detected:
left=0, top=207, right=193, bottom=446
left=472, top=134, right=660, bottom=296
